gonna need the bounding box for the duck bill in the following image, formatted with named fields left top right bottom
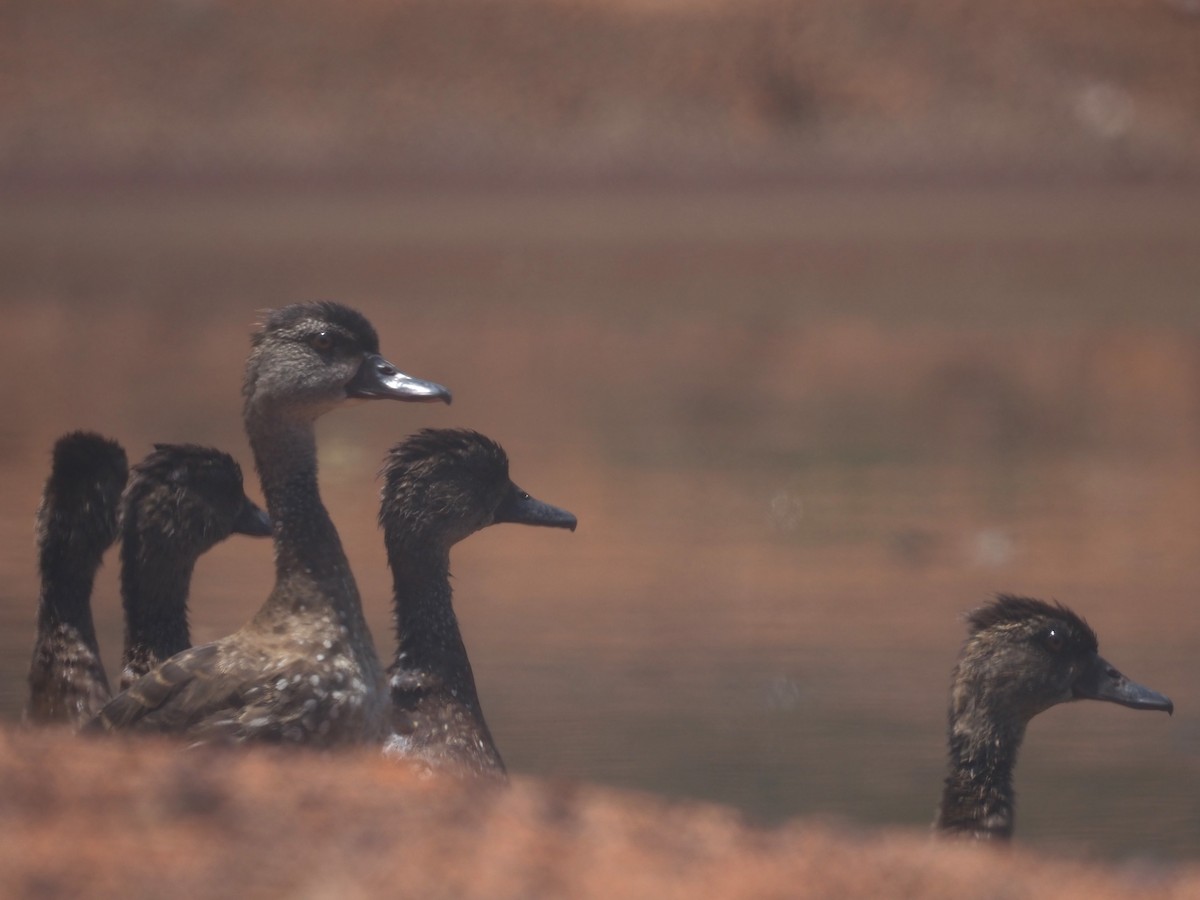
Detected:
left=233, top=499, right=273, bottom=537
left=494, top=484, right=578, bottom=532
left=1074, top=653, right=1174, bottom=714
left=348, top=353, right=452, bottom=405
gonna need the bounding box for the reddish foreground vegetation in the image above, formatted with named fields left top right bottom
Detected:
left=0, top=727, right=1194, bottom=900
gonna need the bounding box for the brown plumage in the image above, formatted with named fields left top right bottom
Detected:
left=935, top=594, right=1174, bottom=840
left=26, top=431, right=128, bottom=726
left=381, top=429, right=577, bottom=779
left=92, top=302, right=450, bottom=746
left=119, top=443, right=271, bottom=688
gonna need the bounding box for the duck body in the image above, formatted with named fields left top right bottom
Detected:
left=381, top=429, right=577, bottom=779
left=27, top=431, right=128, bottom=726
left=94, top=302, right=450, bottom=746
left=119, top=443, right=271, bottom=689
left=935, top=594, right=1174, bottom=840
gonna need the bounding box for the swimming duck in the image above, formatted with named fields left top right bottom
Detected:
left=380, top=429, right=576, bottom=779
left=26, top=431, right=128, bottom=726
left=119, top=443, right=271, bottom=688
left=93, top=302, right=450, bottom=746
left=935, top=594, right=1173, bottom=840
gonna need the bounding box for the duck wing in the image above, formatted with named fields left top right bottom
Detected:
left=91, top=639, right=375, bottom=746
left=90, top=642, right=236, bottom=734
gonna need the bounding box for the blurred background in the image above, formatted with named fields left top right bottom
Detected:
left=1, top=0, right=1198, bottom=862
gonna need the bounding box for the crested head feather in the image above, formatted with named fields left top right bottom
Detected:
left=967, top=594, right=1098, bottom=650
left=383, top=429, right=507, bottom=477
left=251, top=301, right=380, bottom=354
left=49, top=431, right=128, bottom=494
left=123, top=444, right=245, bottom=505
left=41, top=431, right=129, bottom=554
left=140, top=443, right=242, bottom=481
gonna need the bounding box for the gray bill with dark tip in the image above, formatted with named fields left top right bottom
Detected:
left=494, top=484, right=578, bottom=532
left=348, top=353, right=452, bottom=404
left=233, top=499, right=273, bottom=537
left=1074, top=653, right=1174, bottom=714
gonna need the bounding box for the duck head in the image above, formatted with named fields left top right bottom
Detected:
left=953, top=595, right=1173, bottom=726
left=244, top=301, right=451, bottom=422
left=381, top=428, right=577, bottom=551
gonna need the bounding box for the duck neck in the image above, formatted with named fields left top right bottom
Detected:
left=937, top=695, right=1025, bottom=840
left=388, top=540, right=481, bottom=706
left=35, top=521, right=104, bottom=653
left=119, top=533, right=195, bottom=680
left=250, top=413, right=359, bottom=615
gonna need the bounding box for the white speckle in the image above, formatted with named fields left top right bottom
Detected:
left=769, top=490, right=804, bottom=531
left=383, top=733, right=413, bottom=757
left=309, top=675, right=321, bottom=687
left=1075, top=82, right=1134, bottom=140
left=316, top=654, right=326, bottom=662
left=970, top=528, right=1015, bottom=568
left=765, top=676, right=806, bottom=711
left=275, top=678, right=288, bottom=692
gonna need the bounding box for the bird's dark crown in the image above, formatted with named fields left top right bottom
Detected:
left=251, top=301, right=380, bottom=355
left=49, top=431, right=128, bottom=494
left=382, top=429, right=508, bottom=481
left=124, top=444, right=247, bottom=508
left=966, top=594, right=1098, bottom=654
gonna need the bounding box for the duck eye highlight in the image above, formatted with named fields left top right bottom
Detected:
left=309, top=332, right=335, bottom=352
left=1044, top=628, right=1065, bottom=652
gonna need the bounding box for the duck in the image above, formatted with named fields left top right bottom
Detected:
left=935, top=594, right=1174, bottom=840
left=92, top=301, right=451, bottom=746
left=118, top=443, right=272, bottom=689
left=380, top=429, right=576, bottom=779
left=26, top=431, right=128, bottom=726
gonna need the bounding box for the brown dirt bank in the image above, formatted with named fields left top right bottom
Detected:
left=4, top=0, right=1200, bottom=182
left=0, top=728, right=1192, bottom=900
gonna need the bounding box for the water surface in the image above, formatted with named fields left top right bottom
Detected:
left=1, top=182, right=1197, bottom=861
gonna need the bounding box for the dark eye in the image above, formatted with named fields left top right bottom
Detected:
left=309, top=331, right=334, bottom=353
left=1044, top=628, right=1065, bottom=652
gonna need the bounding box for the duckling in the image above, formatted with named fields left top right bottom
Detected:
left=26, top=431, right=128, bottom=726
left=92, top=302, right=450, bottom=746
left=119, top=443, right=271, bottom=688
left=381, top=429, right=576, bottom=779
left=935, top=594, right=1173, bottom=840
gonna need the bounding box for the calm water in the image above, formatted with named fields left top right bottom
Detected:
left=1, top=182, right=1197, bottom=861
